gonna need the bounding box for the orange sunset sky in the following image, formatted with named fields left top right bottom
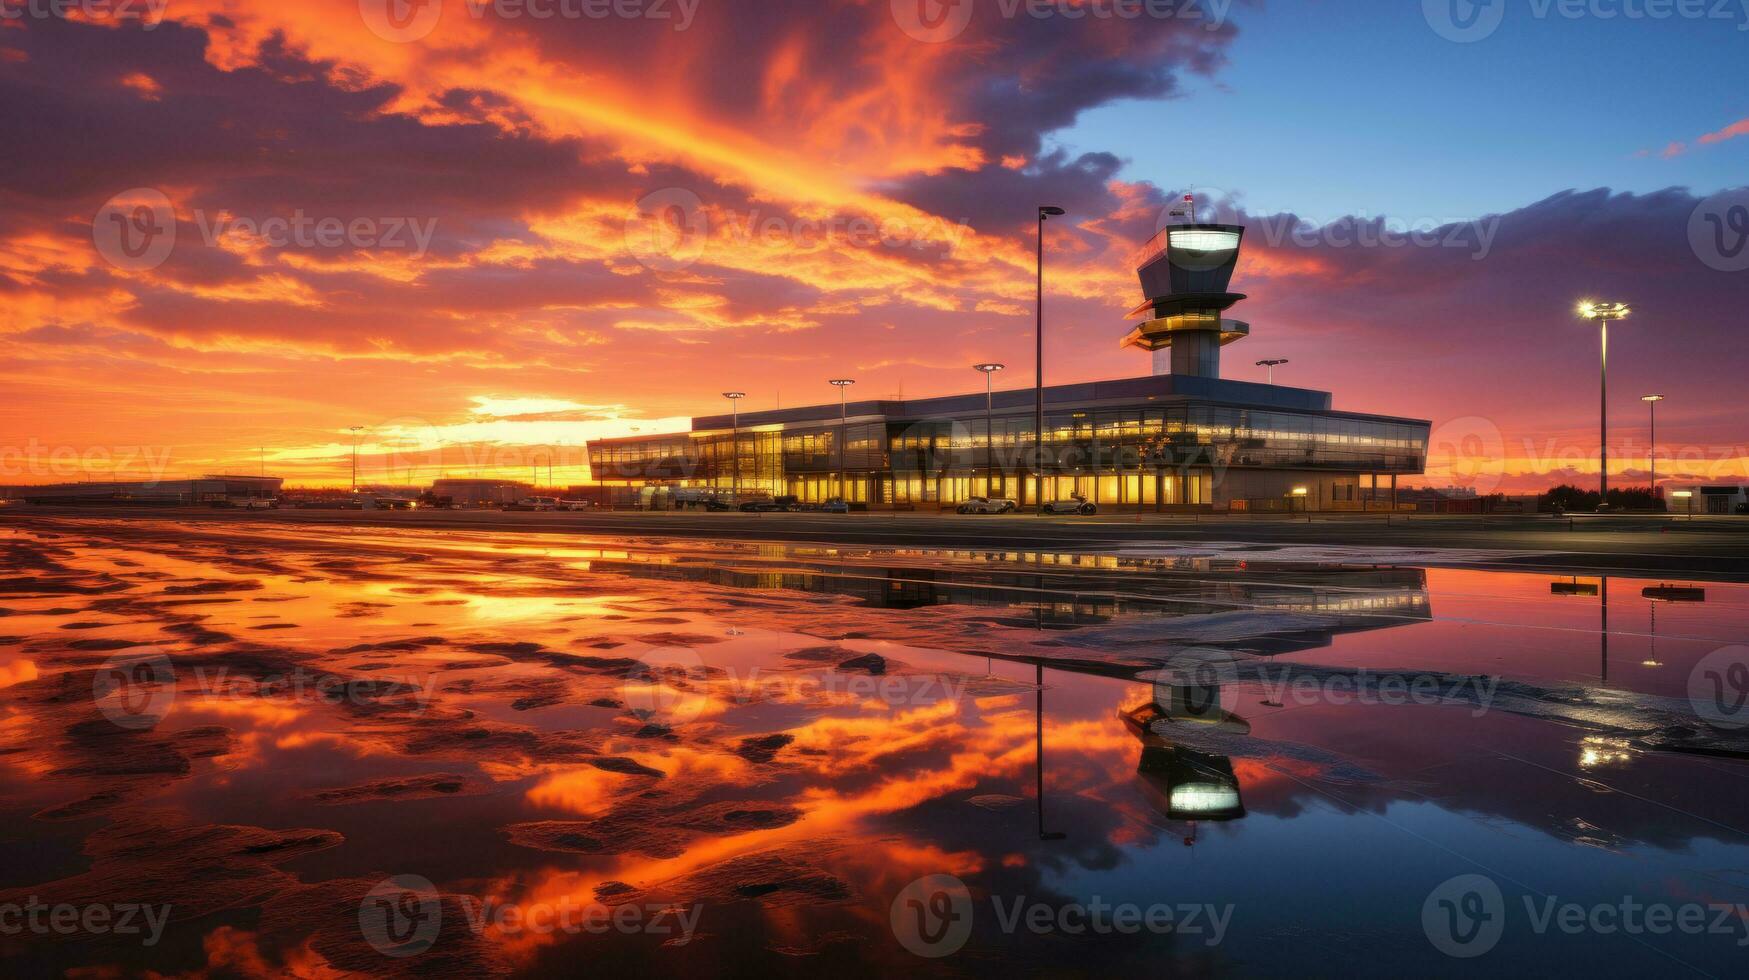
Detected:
left=2, top=1, right=1745, bottom=491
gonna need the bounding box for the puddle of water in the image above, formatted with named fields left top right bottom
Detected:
left=1, top=517, right=1746, bottom=977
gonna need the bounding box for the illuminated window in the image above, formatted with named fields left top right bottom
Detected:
left=1169, top=228, right=1241, bottom=252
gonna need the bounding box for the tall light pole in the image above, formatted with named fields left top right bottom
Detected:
left=1580, top=301, right=1631, bottom=505
left=1036, top=206, right=1066, bottom=507
left=1256, top=358, right=1289, bottom=385
left=1642, top=394, right=1664, bottom=505
left=829, top=379, right=855, bottom=500
left=722, top=392, right=745, bottom=502
left=975, top=363, right=1005, bottom=496
left=349, top=426, right=363, bottom=493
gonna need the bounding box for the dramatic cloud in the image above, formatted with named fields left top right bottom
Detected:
left=0, top=3, right=1740, bottom=491
left=1661, top=115, right=1749, bottom=157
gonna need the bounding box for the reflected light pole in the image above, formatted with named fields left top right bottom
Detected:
left=829, top=379, right=855, bottom=500
left=975, top=363, right=1005, bottom=495
left=1641, top=394, right=1664, bottom=505
left=723, top=392, right=745, bottom=502
left=1036, top=206, right=1065, bottom=507
left=1580, top=301, right=1631, bottom=504
left=1036, top=662, right=1066, bottom=841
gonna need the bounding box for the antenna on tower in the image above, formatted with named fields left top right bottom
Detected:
left=1169, top=192, right=1194, bottom=224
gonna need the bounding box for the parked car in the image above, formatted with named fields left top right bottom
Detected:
left=242, top=497, right=278, bottom=510
left=704, top=498, right=734, bottom=512
left=558, top=500, right=593, bottom=511
left=506, top=497, right=559, bottom=512
left=771, top=495, right=803, bottom=512
left=822, top=498, right=850, bottom=514
left=739, top=499, right=778, bottom=513
left=957, top=496, right=1017, bottom=515
left=1039, top=494, right=1098, bottom=516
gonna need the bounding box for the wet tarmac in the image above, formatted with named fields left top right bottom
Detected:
left=1, top=516, right=1746, bottom=977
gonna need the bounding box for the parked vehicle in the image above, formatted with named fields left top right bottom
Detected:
left=957, top=496, right=1017, bottom=515
left=704, top=499, right=734, bottom=512
left=1039, top=494, right=1098, bottom=516
left=739, top=499, right=778, bottom=513
left=822, top=498, right=850, bottom=514
left=771, top=495, right=803, bottom=512
left=558, top=500, right=593, bottom=511
left=242, top=497, right=279, bottom=510
left=506, top=497, right=560, bottom=512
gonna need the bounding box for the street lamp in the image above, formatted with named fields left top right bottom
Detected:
left=722, top=392, right=745, bottom=503
left=1641, top=394, right=1664, bottom=507
left=974, top=363, right=1005, bottom=497
left=1036, top=206, right=1066, bottom=508
left=1256, top=359, right=1289, bottom=385
left=829, top=379, right=855, bottom=501
left=1579, top=301, right=1630, bottom=506
left=349, top=426, right=363, bottom=493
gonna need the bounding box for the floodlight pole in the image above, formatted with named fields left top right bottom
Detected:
left=723, top=392, right=745, bottom=502
left=829, top=380, right=855, bottom=500
left=349, top=426, right=363, bottom=493
left=1035, top=207, right=1065, bottom=507
left=975, top=364, right=1005, bottom=496
left=1642, top=395, right=1664, bottom=505
left=1580, top=302, right=1630, bottom=506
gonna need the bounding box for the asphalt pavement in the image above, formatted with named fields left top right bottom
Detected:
left=7, top=505, right=1748, bottom=581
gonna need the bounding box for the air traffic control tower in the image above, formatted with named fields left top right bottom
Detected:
left=1120, top=224, right=1250, bottom=378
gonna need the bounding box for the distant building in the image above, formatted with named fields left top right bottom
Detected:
left=1393, top=486, right=1537, bottom=514
left=1667, top=484, right=1748, bottom=515
left=430, top=479, right=530, bottom=508
left=4, top=476, right=282, bottom=506
left=588, top=222, right=1430, bottom=512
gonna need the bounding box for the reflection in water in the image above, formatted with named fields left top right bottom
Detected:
left=0, top=517, right=1746, bottom=978
left=594, top=548, right=1435, bottom=646
left=1121, top=678, right=1248, bottom=828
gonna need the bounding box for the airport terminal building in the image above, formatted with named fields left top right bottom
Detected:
left=587, top=223, right=1431, bottom=512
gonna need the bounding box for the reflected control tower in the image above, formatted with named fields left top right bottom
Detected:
left=1120, top=223, right=1250, bottom=378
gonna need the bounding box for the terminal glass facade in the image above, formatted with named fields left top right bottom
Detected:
left=589, top=393, right=1428, bottom=511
